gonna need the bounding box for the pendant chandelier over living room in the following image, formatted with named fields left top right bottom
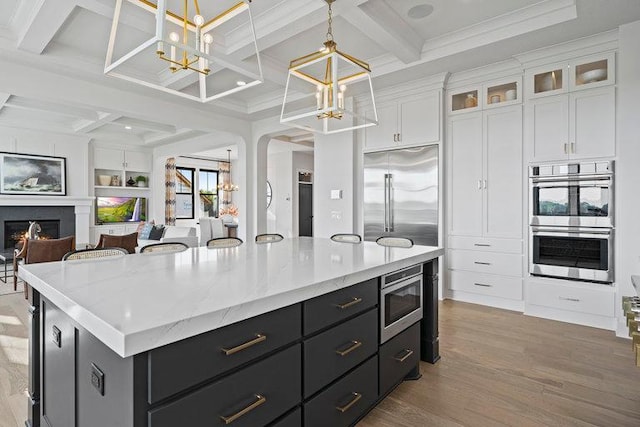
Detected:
left=218, top=149, right=239, bottom=192
left=104, top=0, right=263, bottom=103
left=280, top=0, right=378, bottom=134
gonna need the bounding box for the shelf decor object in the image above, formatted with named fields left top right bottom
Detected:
left=280, top=0, right=378, bottom=134
left=0, top=152, right=66, bottom=196
left=104, top=0, right=263, bottom=102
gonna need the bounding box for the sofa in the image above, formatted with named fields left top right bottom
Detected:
left=137, top=225, right=198, bottom=250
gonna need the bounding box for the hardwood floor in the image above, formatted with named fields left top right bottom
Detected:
left=360, top=300, right=640, bottom=427
left=0, top=294, right=638, bottom=426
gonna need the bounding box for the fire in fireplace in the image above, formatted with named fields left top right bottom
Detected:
left=4, top=220, right=60, bottom=250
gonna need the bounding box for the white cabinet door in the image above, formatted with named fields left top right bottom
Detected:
left=94, top=147, right=124, bottom=170
left=483, top=105, right=523, bottom=239
left=399, top=91, right=440, bottom=146
left=364, top=102, right=397, bottom=150
left=525, top=95, right=569, bottom=162
left=449, top=113, right=483, bottom=237
left=569, top=86, right=615, bottom=160
left=125, top=150, right=152, bottom=172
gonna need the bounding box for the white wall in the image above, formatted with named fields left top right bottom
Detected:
left=313, top=131, right=356, bottom=238
left=615, top=20, right=640, bottom=336
left=267, top=151, right=293, bottom=236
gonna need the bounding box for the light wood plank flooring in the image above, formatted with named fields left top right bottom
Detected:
left=1, top=294, right=638, bottom=426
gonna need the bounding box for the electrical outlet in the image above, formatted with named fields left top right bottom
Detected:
left=51, top=326, right=61, bottom=348
left=91, top=363, right=105, bottom=396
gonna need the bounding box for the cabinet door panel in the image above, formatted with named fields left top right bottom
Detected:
left=399, top=92, right=440, bottom=145
left=364, top=103, right=397, bottom=150
left=484, top=106, right=522, bottom=239
left=525, top=95, right=569, bottom=162
left=449, top=113, right=483, bottom=236
left=570, top=87, right=615, bottom=159
left=94, top=147, right=124, bottom=170
left=124, top=150, right=151, bottom=172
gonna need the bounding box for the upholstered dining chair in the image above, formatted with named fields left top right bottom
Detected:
left=375, top=236, right=414, bottom=248
left=140, top=242, right=189, bottom=254
left=255, top=233, right=284, bottom=243
left=18, top=236, right=75, bottom=298
left=96, top=232, right=138, bottom=254
left=330, top=233, right=362, bottom=243
left=206, top=237, right=243, bottom=248
left=63, top=247, right=128, bottom=261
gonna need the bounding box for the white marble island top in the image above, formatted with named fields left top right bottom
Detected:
left=19, top=237, right=443, bottom=358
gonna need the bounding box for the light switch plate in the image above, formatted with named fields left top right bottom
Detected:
left=330, top=190, right=342, bottom=200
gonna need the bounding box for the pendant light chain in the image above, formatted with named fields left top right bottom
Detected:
left=326, top=2, right=334, bottom=42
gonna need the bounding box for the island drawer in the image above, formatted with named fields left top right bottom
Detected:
left=379, top=322, right=420, bottom=396
left=269, top=407, right=301, bottom=427
left=304, top=355, right=378, bottom=427
left=303, top=308, right=377, bottom=398
left=303, top=277, right=377, bottom=335
left=148, top=344, right=301, bottom=427
left=147, top=303, right=301, bottom=404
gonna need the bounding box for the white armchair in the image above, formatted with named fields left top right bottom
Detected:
left=199, top=217, right=225, bottom=246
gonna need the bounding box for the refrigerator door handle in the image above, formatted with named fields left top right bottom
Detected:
left=384, top=173, right=390, bottom=232
left=388, top=174, right=394, bottom=232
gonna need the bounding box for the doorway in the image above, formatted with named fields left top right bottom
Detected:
left=299, top=182, right=313, bottom=236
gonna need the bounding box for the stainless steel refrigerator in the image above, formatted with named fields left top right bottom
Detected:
left=364, top=145, right=438, bottom=246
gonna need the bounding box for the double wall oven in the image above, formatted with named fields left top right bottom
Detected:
left=529, top=161, right=614, bottom=283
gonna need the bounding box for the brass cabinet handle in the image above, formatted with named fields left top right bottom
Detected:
left=336, top=340, right=362, bottom=357
left=221, top=334, right=266, bottom=356
left=335, top=392, right=362, bottom=413
left=220, top=394, right=266, bottom=424
left=336, top=297, right=363, bottom=310
left=393, top=349, right=414, bottom=363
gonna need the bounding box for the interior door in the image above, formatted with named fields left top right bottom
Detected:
left=363, top=151, right=388, bottom=242
left=298, top=183, right=313, bottom=237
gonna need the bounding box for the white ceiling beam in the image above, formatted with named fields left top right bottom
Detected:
left=142, top=129, right=206, bottom=146
left=0, top=93, right=11, bottom=112
left=117, top=117, right=176, bottom=134
left=340, top=0, right=422, bottom=64
left=73, top=112, right=122, bottom=133
left=4, top=97, right=98, bottom=120
left=17, top=0, right=77, bottom=54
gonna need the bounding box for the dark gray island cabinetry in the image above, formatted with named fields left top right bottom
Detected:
left=19, top=238, right=443, bottom=427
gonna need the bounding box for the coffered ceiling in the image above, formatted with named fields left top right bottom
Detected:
left=1, top=0, right=640, bottom=148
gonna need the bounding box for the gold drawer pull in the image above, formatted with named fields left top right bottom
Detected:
left=336, top=340, right=362, bottom=357
left=220, top=394, right=266, bottom=424
left=221, top=334, right=267, bottom=356
left=393, top=349, right=414, bottom=363
left=336, top=297, right=363, bottom=310
left=335, top=392, right=362, bottom=413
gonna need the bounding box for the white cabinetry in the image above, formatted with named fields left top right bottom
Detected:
left=447, top=104, right=523, bottom=309
left=90, top=224, right=140, bottom=246
left=93, top=146, right=152, bottom=189
left=526, top=86, right=615, bottom=162
left=363, top=91, right=441, bottom=150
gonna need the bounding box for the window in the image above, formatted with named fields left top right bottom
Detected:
left=176, top=167, right=195, bottom=219
left=199, top=169, right=219, bottom=218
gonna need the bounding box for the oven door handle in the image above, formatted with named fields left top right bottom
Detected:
left=531, top=176, right=612, bottom=184
left=381, top=275, right=423, bottom=295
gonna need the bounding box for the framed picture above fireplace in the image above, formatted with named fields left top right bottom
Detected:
left=0, top=152, right=67, bottom=196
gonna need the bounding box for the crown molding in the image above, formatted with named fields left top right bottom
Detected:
left=446, top=59, right=523, bottom=90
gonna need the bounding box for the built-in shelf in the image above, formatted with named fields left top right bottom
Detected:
left=94, top=186, right=149, bottom=191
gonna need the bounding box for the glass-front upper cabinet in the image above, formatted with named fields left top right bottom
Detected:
left=525, top=52, right=615, bottom=99
left=483, top=76, right=521, bottom=109
left=449, top=87, right=480, bottom=114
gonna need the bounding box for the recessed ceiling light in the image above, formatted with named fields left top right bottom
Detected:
left=125, top=126, right=132, bottom=130
left=407, top=4, right=434, bottom=20
left=236, top=80, right=247, bottom=86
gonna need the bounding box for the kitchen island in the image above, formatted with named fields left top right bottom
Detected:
left=19, top=237, right=443, bottom=427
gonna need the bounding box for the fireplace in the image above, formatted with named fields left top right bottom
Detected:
left=4, top=220, right=61, bottom=250
left=0, top=206, right=75, bottom=250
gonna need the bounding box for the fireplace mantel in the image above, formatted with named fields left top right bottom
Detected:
left=0, top=196, right=93, bottom=245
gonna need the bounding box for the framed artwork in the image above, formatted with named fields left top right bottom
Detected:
left=0, top=152, right=67, bottom=196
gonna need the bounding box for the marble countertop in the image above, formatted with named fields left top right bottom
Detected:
left=19, top=237, right=443, bottom=358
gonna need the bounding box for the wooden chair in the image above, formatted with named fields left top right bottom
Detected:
left=330, top=233, right=362, bottom=243
left=63, top=248, right=128, bottom=261
left=140, top=242, right=189, bottom=254
left=206, top=237, right=243, bottom=248
left=18, top=236, right=75, bottom=298
left=375, top=236, right=414, bottom=248
left=255, top=233, right=284, bottom=243
left=97, top=232, right=138, bottom=254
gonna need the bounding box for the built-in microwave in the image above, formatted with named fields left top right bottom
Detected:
left=380, top=265, right=423, bottom=344
left=530, top=161, right=613, bottom=228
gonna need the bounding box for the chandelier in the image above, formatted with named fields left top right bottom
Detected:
left=218, top=150, right=238, bottom=192
left=105, top=0, right=263, bottom=102
left=280, top=0, right=378, bottom=134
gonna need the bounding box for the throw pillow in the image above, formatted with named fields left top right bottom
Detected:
left=139, top=223, right=154, bottom=240
left=148, top=225, right=165, bottom=240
